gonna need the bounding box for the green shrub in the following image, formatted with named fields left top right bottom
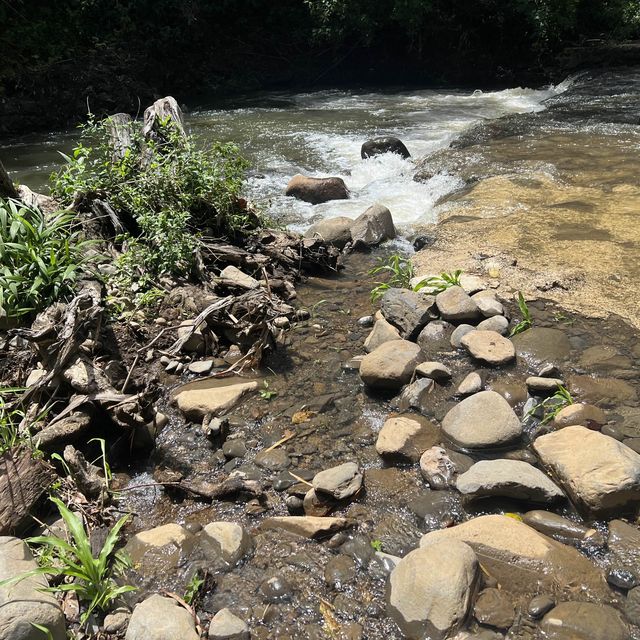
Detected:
left=0, top=198, right=92, bottom=322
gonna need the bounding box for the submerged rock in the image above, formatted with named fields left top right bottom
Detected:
left=522, top=510, right=604, bottom=546
left=539, top=601, right=628, bottom=640
left=259, top=516, right=352, bottom=538
left=473, top=588, right=515, bottom=629
left=511, top=327, right=570, bottom=367
left=376, top=415, right=440, bottom=462
left=285, top=174, right=349, bottom=204
left=386, top=540, right=478, bottom=640
left=359, top=340, right=422, bottom=391
left=126, top=594, right=199, bottom=640
left=361, top=136, right=410, bottom=159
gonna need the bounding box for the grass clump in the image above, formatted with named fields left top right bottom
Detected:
left=510, top=292, right=533, bottom=336
left=0, top=198, right=92, bottom=322
left=527, top=384, right=573, bottom=426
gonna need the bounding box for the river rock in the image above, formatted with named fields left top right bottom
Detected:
left=219, top=265, right=259, bottom=290
left=285, top=174, right=349, bottom=204
left=303, top=488, right=333, bottom=516
left=259, top=516, right=352, bottom=538
left=304, top=216, right=353, bottom=248
left=397, top=377, right=434, bottom=413
left=420, top=446, right=458, bottom=489
left=0, top=537, right=66, bottom=640
left=208, top=608, right=249, bottom=640
left=376, top=415, right=440, bottom=462
left=473, top=588, right=515, bottom=629
left=608, top=519, right=640, bottom=576
left=254, top=448, right=290, bottom=471
left=539, top=602, right=628, bottom=640
left=522, top=510, right=604, bottom=546
left=420, top=515, right=612, bottom=601
left=324, top=554, right=357, bottom=589
left=364, top=316, right=401, bottom=352
left=350, top=203, right=396, bottom=248
left=126, top=594, right=199, bottom=640
left=386, top=540, right=478, bottom=640
left=415, top=361, right=452, bottom=382
left=359, top=340, right=422, bottom=391
left=568, top=374, right=637, bottom=405
left=461, top=330, right=515, bottom=366
left=472, top=293, right=504, bottom=318
left=436, top=286, right=480, bottom=322
left=177, top=319, right=206, bottom=354
left=526, top=376, right=564, bottom=394
left=442, top=390, right=522, bottom=449
left=450, top=324, right=475, bottom=348
left=477, top=315, right=509, bottom=334
left=456, top=372, right=483, bottom=396
left=175, top=379, right=259, bottom=420
left=512, top=328, right=571, bottom=367
left=528, top=594, right=555, bottom=619
left=552, top=403, right=607, bottom=430
left=456, top=459, right=564, bottom=503
left=381, top=288, right=436, bottom=340
left=313, top=462, right=363, bottom=500
left=533, top=425, right=640, bottom=514
left=361, top=136, right=410, bottom=159
left=197, top=522, right=252, bottom=567
left=418, top=320, right=455, bottom=352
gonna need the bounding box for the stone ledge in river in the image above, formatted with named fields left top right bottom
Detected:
left=350, top=203, right=396, bottom=249
left=359, top=340, right=422, bottom=391
left=125, top=594, right=199, bottom=640
left=304, top=216, right=353, bottom=248
left=285, top=174, right=349, bottom=204
left=533, top=425, right=640, bottom=515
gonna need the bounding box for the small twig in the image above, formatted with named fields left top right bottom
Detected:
left=121, top=354, right=139, bottom=393
left=288, top=472, right=312, bottom=487
left=264, top=429, right=296, bottom=453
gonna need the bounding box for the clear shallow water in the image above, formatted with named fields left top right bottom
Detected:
left=2, top=80, right=571, bottom=232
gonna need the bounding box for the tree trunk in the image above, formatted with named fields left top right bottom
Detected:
left=106, top=113, right=133, bottom=161
left=142, top=96, right=185, bottom=141
left=0, top=159, right=17, bottom=199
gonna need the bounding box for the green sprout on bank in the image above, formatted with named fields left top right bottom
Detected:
left=183, top=570, right=206, bottom=605
left=259, top=380, right=277, bottom=401
left=509, top=292, right=533, bottom=337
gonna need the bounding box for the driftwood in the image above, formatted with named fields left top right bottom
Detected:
left=142, top=96, right=185, bottom=141
left=0, top=449, right=55, bottom=535
left=106, top=113, right=133, bottom=161
left=0, top=159, right=17, bottom=199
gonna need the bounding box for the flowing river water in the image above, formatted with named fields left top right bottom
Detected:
left=3, top=69, right=640, bottom=638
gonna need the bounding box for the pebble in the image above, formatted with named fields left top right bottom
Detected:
left=527, top=595, right=555, bottom=619
left=324, top=554, right=356, bottom=589
left=188, top=360, right=214, bottom=375
left=456, top=372, right=483, bottom=396
left=473, top=588, right=515, bottom=629
left=357, top=315, right=374, bottom=327
left=606, top=567, right=639, bottom=590
left=259, top=575, right=293, bottom=603
left=254, top=449, right=290, bottom=471
left=222, top=440, right=247, bottom=459
left=525, top=376, right=564, bottom=394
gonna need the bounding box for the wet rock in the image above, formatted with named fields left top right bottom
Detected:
left=303, top=488, right=334, bottom=516
left=350, top=203, right=396, bottom=248
left=625, top=586, right=640, bottom=625
left=473, top=588, right=515, bottom=629
left=126, top=594, right=199, bottom=640
left=285, top=174, right=349, bottom=204
left=512, top=328, right=571, bottom=367
left=381, top=288, right=436, bottom=340
left=606, top=567, right=638, bottom=590
left=420, top=515, right=612, bottom=602
left=442, top=391, right=522, bottom=449
left=533, top=425, right=640, bottom=514
left=174, top=379, right=259, bottom=420
left=539, top=602, right=628, bottom=640
left=363, top=317, right=401, bottom=353
left=608, top=519, right=640, bottom=576
left=522, top=510, right=604, bottom=546
left=359, top=340, right=422, bottom=391
left=188, top=360, right=214, bottom=375
left=461, top=331, right=515, bottom=366
left=418, top=320, right=455, bottom=352
left=219, top=265, right=259, bottom=290
left=420, top=446, right=459, bottom=489
left=488, top=380, right=527, bottom=408
left=313, top=462, right=363, bottom=500
left=103, top=607, right=131, bottom=634
left=340, top=535, right=375, bottom=567
left=370, top=551, right=401, bottom=578
left=357, top=315, right=374, bottom=327
left=259, top=575, right=293, bottom=603
left=376, top=415, right=440, bottom=462
left=361, top=136, right=410, bottom=159
left=450, top=324, right=475, bottom=348
left=477, top=315, right=509, bottom=334
left=436, top=286, right=480, bottom=322
left=568, top=374, right=637, bottom=405
left=324, top=554, right=356, bottom=589
left=397, top=377, right=434, bottom=413
left=457, top=372, right=483, bottom=396
left=177, top=319, right=207, bottom=354
left=0, top=537, right=66, bottom=640
left=222, top=440, right=247, bottom=459
left=552, top=403, right=607, bottom=430
left=525, top=376, right=564, bottom=394
left=408, top=490, right=460, bottom=529
left=456, top=459, right=564, bottom=503
left=259, top=516, right=352, bottom=539
left=527, top=594, right=555, bottom=619
left=254, top=448, right=290, bottom=471
left=415, top=361, right=452, bottom=382
left=197, top=522, right=252, bottom=567
left=386, top=540, right=478, bottom=640
left=208, top=608, right=250, bottom=640
left=304, top=216, right=353, bottom=248
left=472, top=294, right=504, bottom=318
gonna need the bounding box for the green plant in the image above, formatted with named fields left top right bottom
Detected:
left=183, top=571, right=205, bottom=605
left=0, top=387, right=49, bottom=456
left=88, top=438, right=112, bottom=492
left=510, top=292, right=533, bottom=337
left=259, top=380, right=277, bottom=401
left=29, top=623, right=54, bottom=640
left=369, top=254, right=415, bottom=301
left=413, top=270, right=463, bottom=295
left=529, top=385, right=573, bottom=425
left=1, top=497, right=136, bottom=625
left=370, top=539, right=383, bottom=552
left=0, top=198, right=93, bottom=322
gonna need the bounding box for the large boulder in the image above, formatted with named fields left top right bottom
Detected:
left=456, top=459, right=564, bottom=503
left=359, top=340, right=422, bottom=391
left=304, top=216, right=353, bottom=248
left=441, top=390, right=522, bottom=449
left=0, top=537, right=66, bottom=640
left=380, top=288, right=436, bottom=340
left=420, top=515, right=613, bottom=602
left=386, top=540, right=478, bottom=640
left=539, top=602, right=628, bottom=640
left=533, top=425, right=640, bottom=515
left=285, top=174, right=349, bottom=204
left=126, top=594, right=199, bottom=640
left=376, top=415, right=440, bottom=462
left=350, top=204, right=396, bottom=248
left=364, top=316, right=401, bottom=353
left=361, top=136, right=410, bottom=159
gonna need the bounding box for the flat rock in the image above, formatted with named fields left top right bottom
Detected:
left=312, top=462, right=363, bottom=500
left=459, top=274, right=488, bottom=295
left=539, top=602, right=628, bottom=640
left=359, top=340, right=422, bottom=391
left=0, top=537, right=66, bottom=640
left=126, top=594, right=199, bottom=640
left=415, top=361, right=452, bottom=382
left=512, top=328, right=570, bottom=367
left=364, top=317, right=401, bottom=353
left=381, top=288, right=436, bottom=340
left=477, top=315, right=509, bottom=334
left=526, top=376, right=564, bottom=394
left=188, top=360, right=214, bottom=375
left=386, top=540, right=478, bottom=640
left=456, top=459, right=564, bottom=503
left=533, top=425, right=640, bottom=514
left=442, top=390, right=522, bottom=449
left=254, top=448, right=290, bottom=471
left=208, top=608, right=250, bottom=640
left=420, top=515, right=613, bottom=602
left=461, top=330, right=515, bottom=366
left=259, top=516, right=352, bottom=539
left=456, top=372, right=483, bottom=396
left=197, top=522, right=252, bottom=567
left=568, top=374, right=637, bottom=405
left=350, top=203, right=396, bottom=248
left=304, top=216, right=353, bottom=248
left=376, top=415, right=440, bottom=462
left=552, top=403, right=607, bottom=430
left=174, top=379, right=259, bottom=420
left=436, top=286, right=480, bottom=322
